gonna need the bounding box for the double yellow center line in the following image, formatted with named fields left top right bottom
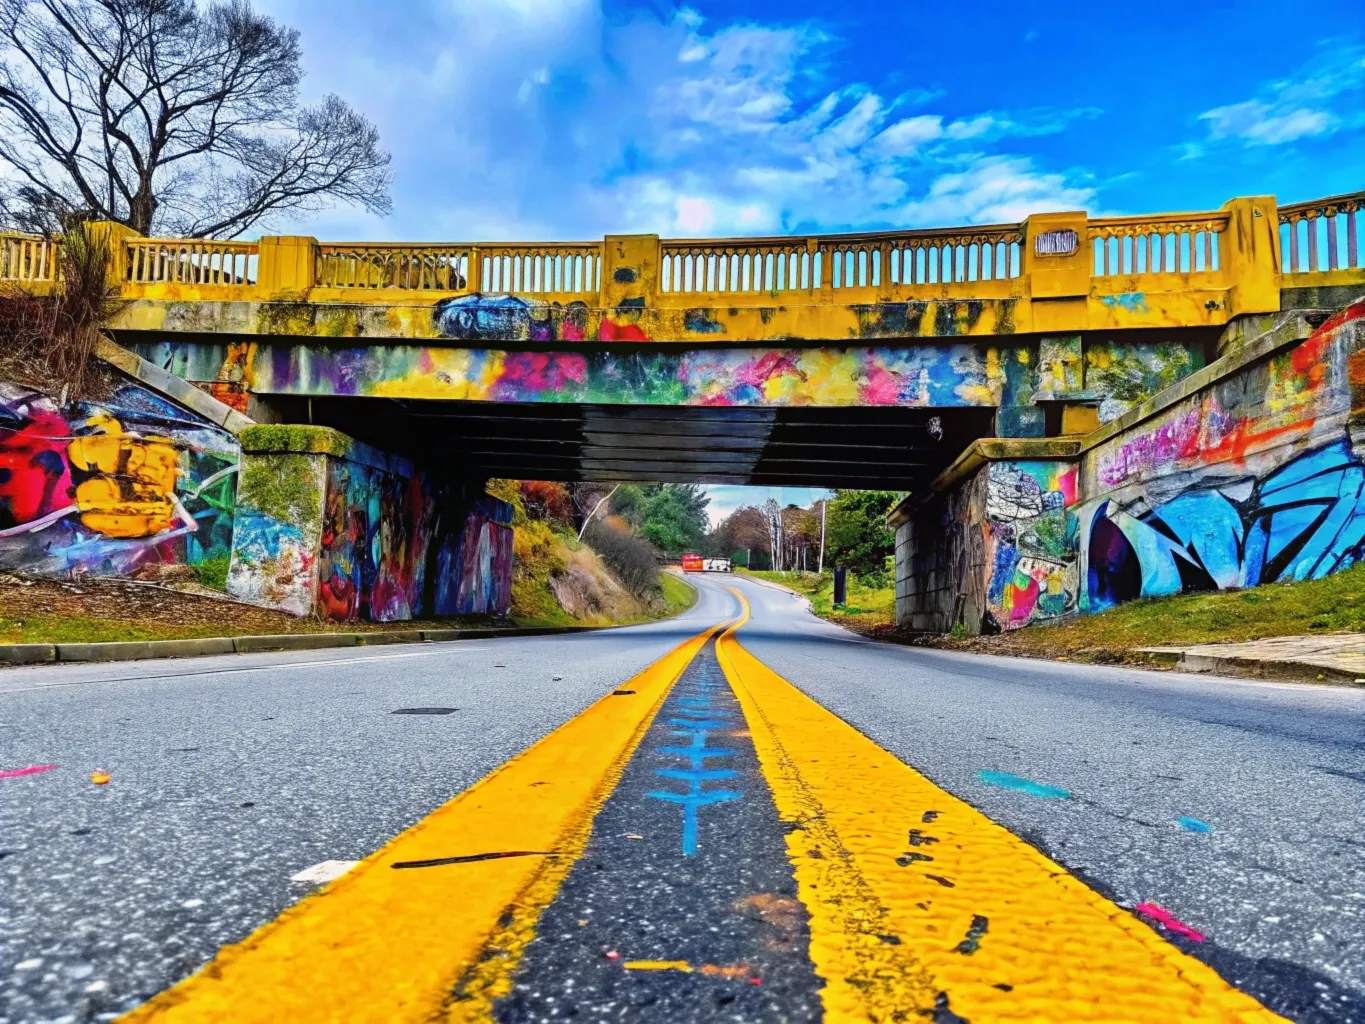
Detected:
left=120, top=596, right=1285, bottom=1022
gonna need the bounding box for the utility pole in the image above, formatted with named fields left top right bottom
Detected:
left=818, top=498, right=827, bottom=574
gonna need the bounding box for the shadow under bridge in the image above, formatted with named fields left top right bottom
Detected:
left=285, top=397, right=995, bottom=490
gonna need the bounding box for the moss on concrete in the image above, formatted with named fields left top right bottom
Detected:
left=240, top=424, right=353, bottom=459
left=236, top=451, right=324, bottom=531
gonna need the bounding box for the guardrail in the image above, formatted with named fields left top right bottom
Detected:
left=317, top=243, right=470, bottom=290
left=3, top=194, right=1360, bottom=341
left=0, top=232, right=57, bottom=283
left=1279, top=191, right=1363, bottom=280
left=1089, top=212, right=1227, bottom=277
left=659, top=224, right=1024, bottom=295
left=124, top=238, right=257, bottom=286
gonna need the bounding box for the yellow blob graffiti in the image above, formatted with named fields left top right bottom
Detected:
left=68, top=413, right=182, bottom=538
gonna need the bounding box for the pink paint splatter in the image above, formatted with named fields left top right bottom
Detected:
left=1135, top=902, right=1205, bottom=942
left=0, top=764, right=57, bottom=780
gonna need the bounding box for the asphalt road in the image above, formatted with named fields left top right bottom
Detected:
left=0, top=583, right=736, bottom=1024
left=728, top=574, right=1365, bottom=1024
left=3, top=573, right=1363, bottom=1023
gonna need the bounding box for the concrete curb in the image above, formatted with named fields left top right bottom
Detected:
left=0, top=626, right=604, bottom=667
left=1136, top=647, right=1365, bottom=685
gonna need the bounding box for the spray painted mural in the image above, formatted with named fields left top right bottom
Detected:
left=0, top=382, right=237, bottom=578
left=132, top=339, right=1047, bottom=410
left=318, top=461, right=434, bottom=622
left=433, top=496, right=513, bottom=616
left=896, top=459, right=1080, bottom=633
left=984, top=461, right=1080, bottom=628
left=1079, top=300, right=1365, bottom=610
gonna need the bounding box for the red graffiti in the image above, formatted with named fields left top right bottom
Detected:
left=598, top=319, right=648, bottom=342
left=1135, top=902, right=1205, bottom=942
left=0, top=407, right=74, bottom=527
left=499, top=352, right=589, bottom=391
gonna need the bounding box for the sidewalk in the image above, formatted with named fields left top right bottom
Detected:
left=1141, top=634, right=1365, bottom=684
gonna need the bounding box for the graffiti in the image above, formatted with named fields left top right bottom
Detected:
left=983, top=461, right=1079, bottom=629
left=1085, top=339, right=1199, bottom=421
left=0, top=383, right=237, bottom=578
left=1083, top=440, right=1365, bottom=609
left=137, top=339, right=1046, bottom=409
left=228, top=509, right=314, bottom=615
left=318, top=461, right=433, bottom=622
left=1079, top=300, right=1365, bottom=612
left=433, top=295, right=589, bottom=343
left=433, top=496, right=513, bottom=616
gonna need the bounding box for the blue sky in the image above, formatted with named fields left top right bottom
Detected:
left=254, top=0, right=1364, bottom=519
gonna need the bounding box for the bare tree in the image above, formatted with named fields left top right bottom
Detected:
left=0, top=0, right=391, bottom=237
left=762, top=497, right=783, bottom=573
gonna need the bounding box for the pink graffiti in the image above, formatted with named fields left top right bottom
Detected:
left=862, top=366, right=900, bottom=405
left=0, top=764, right=58, bottom=780
left=1135, top=902, right=1205, bottom=942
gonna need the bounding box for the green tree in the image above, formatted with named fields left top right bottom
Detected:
left=610, top=483, right=709, bottom=556
left=824, top=490, right=900, bottom=579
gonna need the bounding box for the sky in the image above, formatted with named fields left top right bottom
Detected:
left=251, top=0, right=1364, bottom=521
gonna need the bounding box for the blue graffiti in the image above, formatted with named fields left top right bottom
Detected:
left=647, top=672, right=742, bottom=855
left=1087, top=440, right=1365, bottom=609
left=978, top=769, right=1071, bottom=799
left=1099, top=292, right=1150, bottom=314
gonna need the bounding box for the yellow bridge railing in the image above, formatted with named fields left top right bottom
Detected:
left=2, top=192, right=1360, bottom=341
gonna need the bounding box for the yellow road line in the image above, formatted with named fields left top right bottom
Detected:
left=715, top=588, right=1285, bottom=1023
left=120, top=621, right=727, bottom=1024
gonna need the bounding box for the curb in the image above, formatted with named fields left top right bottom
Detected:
left=1136, top=647, right=1365, bottom=685
left=0, top=626, right=603, bottom=667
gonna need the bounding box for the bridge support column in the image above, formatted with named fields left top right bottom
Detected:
left=226, top=425, right=511, bottom=622
left=889, top=439, right=1083, bottom=635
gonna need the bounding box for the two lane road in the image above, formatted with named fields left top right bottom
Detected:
left=1, top=574, right=1361, bottom=1022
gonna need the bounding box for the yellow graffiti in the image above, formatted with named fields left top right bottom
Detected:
left=68, top=413, right=182, bottom=538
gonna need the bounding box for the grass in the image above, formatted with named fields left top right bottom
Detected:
left=191, top=554, right=230, bottom=591
left=659, top=571, right=699, bottom=616
left=0, top=615, right=231, bottom=645
left=740, top=570, right=895, bottom=632
left=743, top=563, right=1365, bottom=663
left=953, top=563, right=1365, bottom=661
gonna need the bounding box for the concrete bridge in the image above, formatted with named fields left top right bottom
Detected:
left=2, top=191, right=1362, bottom=627
left=5, top=190, right=1360, bottom=491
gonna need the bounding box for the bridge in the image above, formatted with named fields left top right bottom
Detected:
left=5, top=190, right=1360, bottom=491
left=2, top=191, right=1363, bottom=626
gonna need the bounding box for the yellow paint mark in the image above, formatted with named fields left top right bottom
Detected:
left=119, top=620, right=728, bottom=1024
left=623, top=960, right=694, bottom=972
left=716, top=587, right=1287, bottom=1023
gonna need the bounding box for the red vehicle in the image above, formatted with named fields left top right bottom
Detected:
left=681, top=553, right=704, bottom=572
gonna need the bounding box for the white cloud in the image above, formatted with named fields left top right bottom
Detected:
left=1196, top=46, right=1364, bottom=147
left=256, top=0, right=1102, bottom=240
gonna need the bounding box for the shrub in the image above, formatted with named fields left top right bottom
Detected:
left=583, top=520, right=661, bottom=597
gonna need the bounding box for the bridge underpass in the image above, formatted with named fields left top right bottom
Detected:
left=275, top=396, right=996, bottom=490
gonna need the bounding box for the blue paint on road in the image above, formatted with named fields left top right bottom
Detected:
left=979, top=769, right=1071, bottom=800
left=648, top=667, right=744, bottom=855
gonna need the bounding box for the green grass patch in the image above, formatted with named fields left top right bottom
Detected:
left=191, top=555, right=231, bottom=591
left=996, top=564, right=1365, bottom=656
left=740, top=570, right=895, bottom=630
left=0, top=616, right=234, bottom=645
left=659, top=571, right=699, bottom=616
